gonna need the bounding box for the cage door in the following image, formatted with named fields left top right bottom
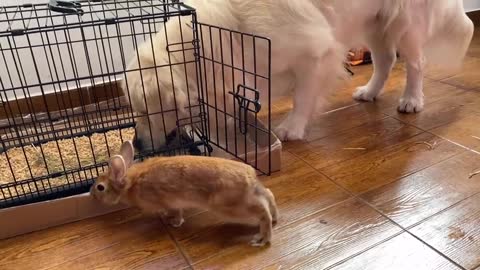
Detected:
left=195, top=22, right=273, bottom=174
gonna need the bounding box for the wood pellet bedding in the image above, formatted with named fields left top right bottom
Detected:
left=0, top=128, right=135, bottom=200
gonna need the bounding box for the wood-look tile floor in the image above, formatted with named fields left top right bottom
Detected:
left=2, top=30, right=480, bottom=270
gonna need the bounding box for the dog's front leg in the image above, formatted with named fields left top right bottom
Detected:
left=274, top=89, right=315, bottom=141
left=398, top=31, right=426, bottom=113
left=274, top=53, right=338, bottom=141
left=398, top=58, right=425, bottom=113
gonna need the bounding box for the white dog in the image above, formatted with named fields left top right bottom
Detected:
left=123, top=0, right=473, bottom=151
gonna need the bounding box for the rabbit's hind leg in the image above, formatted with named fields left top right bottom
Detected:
left=161, top=208, right=184, bottom=228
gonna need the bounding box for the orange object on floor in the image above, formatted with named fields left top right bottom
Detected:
left=348, top=47, right=372, bottom=66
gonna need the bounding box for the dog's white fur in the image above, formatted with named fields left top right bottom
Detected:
left=123, top=0, right=473, bottom=150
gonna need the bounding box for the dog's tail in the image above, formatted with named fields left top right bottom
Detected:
left=423, top=1, right=474, bottom=70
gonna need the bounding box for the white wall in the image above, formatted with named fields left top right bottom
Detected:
left=0, top=0, right=164, bottom=101
left=465, top=0, right=480, bottom=12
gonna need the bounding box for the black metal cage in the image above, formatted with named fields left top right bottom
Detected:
left=0, top=0, right=272, bottom=208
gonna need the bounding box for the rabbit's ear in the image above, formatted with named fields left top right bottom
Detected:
left=109, top=155, right=127, bottom=188
left=120, top=140, right=135, bottom=168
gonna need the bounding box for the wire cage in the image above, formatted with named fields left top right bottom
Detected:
left=0, top=0, right=273, bottom=208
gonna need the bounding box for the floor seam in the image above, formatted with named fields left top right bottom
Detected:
left=313, top=130, right=467, bottom=197
left=321, top=231, right=404, bottom=270
left=383, top=109, right=480, bottom=156
left=435, top=78, right=479, bottom=92
left=187, top=193, right=354, bottom=267
left=404, top=191, right=480, bottom=231
left=163, top=220, right=194, bottom=270
left=386, top=109, right=480, bottom=137
left=288, top=114, right=421, bottom=171
left=289, top=150, right=467, bottom=270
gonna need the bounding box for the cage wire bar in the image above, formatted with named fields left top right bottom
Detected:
left=0, top=0, right=272, bottom=209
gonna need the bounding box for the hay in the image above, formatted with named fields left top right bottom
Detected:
left=342, top=147, right=367, bottom=151
left=0, top=128, right=135, bottom=200
left=469, top=169, right=480, bottom=179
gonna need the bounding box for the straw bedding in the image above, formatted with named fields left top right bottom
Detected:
left=0, top=128, right=135, bottom=200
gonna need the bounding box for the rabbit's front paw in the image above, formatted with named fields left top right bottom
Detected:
left=250, top=233, right=270, bottom=247
left=161, top=209, right=184, bottom=228
left=167, top=216, right=184, bottom=227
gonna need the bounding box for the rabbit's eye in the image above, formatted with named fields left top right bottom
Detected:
left=96, top=184, right=105, bottom=192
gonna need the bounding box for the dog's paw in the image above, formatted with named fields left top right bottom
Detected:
left=397, top=96, right=424, bottom=113
left=274, top=119, right=306, bottom=141
left=271, top=213, right=278, bottom=225
left=353, top=85, right=379, bottom=102
left=250, top=233, right=270, bottom=247
left=274, top=126, right=305, bottom=141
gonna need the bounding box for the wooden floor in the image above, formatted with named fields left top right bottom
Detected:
left=3, top=30, right=480, bottom=270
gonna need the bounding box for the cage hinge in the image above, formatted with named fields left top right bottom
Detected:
left=10, top=29, right=25, bottom=36
left=104, top=17, right=117, bottom=25
left=229, top=85, right=261, bottom=135
left=191, top=38, right=200, bottom=60
left=177, top=3, right=191, bottom=16
left=179, top=9, right=191, bottom=16
left=48, top=0, right=84, bottom=15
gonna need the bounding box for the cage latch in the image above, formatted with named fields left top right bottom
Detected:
left=229, top=85, right=261, bottom=135
left=48, top=0, right=83, bottom=15
left=166, top=40, right=196, bottom=56
left=344, top=62, right=354, bottom=76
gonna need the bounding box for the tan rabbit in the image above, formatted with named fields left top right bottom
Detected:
left=90, top=140, right=278, bottom=246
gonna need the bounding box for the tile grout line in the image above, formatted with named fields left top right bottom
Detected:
left=187, top=195, right=355, bottom=268
left=355, top=200, right=467, bottom=270
left=41, top=242, right=120, bottom=270
left=287, top=150, right=467, bottom=270
left=300, top=118, right=426, bottom=172
left=386, top=109, right=480, bottom=156
left=321, top=231, right=405, bottom=270
left=44, top=218, right=195, bottom=270
left=423, top=129, right=480, bottom=155
left=266, top=230, right=406, bottom=270
left=38, top=211, right=155, bottom=270
left=426, top=68, right=480, bottom=91
left=380, top=94, right=480, bottom=156
left=404, top=190, right=480, bottom=231
left=162, top=220, right=195, bottom=270
left=310, top=127, right=467, bottom=200
left=284, top=112, right=391, bottom=156
left=295, top=107, right=391, bottom=145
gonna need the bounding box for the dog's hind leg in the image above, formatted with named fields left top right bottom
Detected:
left=353, top=34, right=397, bottom=102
